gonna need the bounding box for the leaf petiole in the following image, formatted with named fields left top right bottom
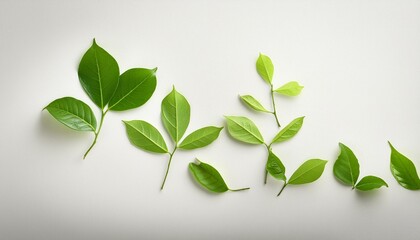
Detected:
left=83, top=109, right=108, bottom=159
left=270, top=84, right=281, bottom=127
left=277, top=182, right=287, bottom=196
left=229, top=187, right=250, bottom=192
left=161, top=145, right=178, bottom=190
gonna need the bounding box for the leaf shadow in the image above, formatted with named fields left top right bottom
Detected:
left=354, top=188, right=387, bottom=202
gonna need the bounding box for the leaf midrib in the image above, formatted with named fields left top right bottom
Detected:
left=109, top=70, right=154, bottom=109
left=93, top=46, right=104, bottom=109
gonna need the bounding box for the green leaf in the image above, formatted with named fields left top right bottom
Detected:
left=256, top=53, right=274, bottom=84
left=274, top=81, right=304, bottom=96
left=271, top=117, right=304, bottom=144
left=78, top=39, right=120, bottom=109
left=389, top=142, right=420, bottom=190
left=161, top=87, right=190, bottom=143
left=239, top=95, right=271, bottom=113
left=355, top=176, right=388, bottom=191
left=188, top=160, right=229, bottom=193
left=225, top=116, right=264, bottom=144
left=333, top=143, right=360, bottom=187
left=266, top=150, right=286, bottom=181
left=123, top=120, right=168, bottom=154
left=288, top=159, right=328, bottom=185
left=44, top=97, right=97, bottom=132
left=108, top=68, right=157, bottom=111
left=178, top=126, right=223, bottom=150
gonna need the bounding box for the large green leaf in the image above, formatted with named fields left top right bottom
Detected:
left=178, top=126, right=223, bottom=150
left=271, top=117, right=304, bottom=144
left=333, top=143, right=360, bottom=187
left=123, top=120, right=168, bottom=154
left=389, top=142, right=420, bottom=190
left=108, top=68, right=157, bottom=111
left=288, top=159, right=327, bottom=185
left=266, top=150, right=286, bottom=181
left=78, top=39, right=120, bottom=109
left=225, top=116, right=264, bottom=144
left=274, top=81, right=304, bottom=97
left=44, top=97, right=97, bottom=132
left=240, top=95, right=271, bottom=113
left=256, top=53, right=274, bottom=84
left=161, top=87, right=190, bottom=143
left=355, top=176, right=388, bottom=191
left=189, top=160, right=229, bottom=193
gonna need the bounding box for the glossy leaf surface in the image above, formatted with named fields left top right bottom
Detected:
left=266, top=150, right=286, bottom=181
left=256, top=53, right=274, bottom=84
left=123, top=120, right=168, bottom=153
left=225, top=116, right=264, bottom=144
left=240, top=95, right=271, bottom=113
left=333, top=143, right=360, bottom=186
left=109, top=68, right=157, bottom=111
left=178, top=126, right=223, bottom=150
left=78, top=39, right=119, bottom=109
left=355, top=176, right=388, bottom=191
left=288, top=159, right=327, bottom=185
left=189, top=160, right=229, bottom=193
left=271, top=117, right=304, bottom=144
left=161, top=87, right=190, bottom=143
left=389, top=142, right=420, bottom=190
left=44, top=97, right=97, bottom=132
left=274, top=81, right=304, bottom=96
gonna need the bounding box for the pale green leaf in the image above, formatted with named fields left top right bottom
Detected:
left=240, top=95, right=271, bottom=113
left=225, top=116, right=264, bottom=145
left=256, top=53, right=274, bottom=84
left=178, top=126, right=223, bottom=150
left=288, top=159, right=328, bottom=185
left=274, top=81, right=304, bottom=97
left=271, top=117, right=304, bottom=144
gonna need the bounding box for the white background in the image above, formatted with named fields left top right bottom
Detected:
left=1, top=0, right=420, bottom=239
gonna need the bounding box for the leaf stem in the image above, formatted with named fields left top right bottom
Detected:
left=229, top=187, right=250, bottom=192
left=83, top=109, right=108, bottom=159
left=277, top=183, right=288, bottom=197
left=264, top=143, right=271, bottom=184
left=161, top=146, right=177, bottom=190
left=270, top=85, right=281, bottom=127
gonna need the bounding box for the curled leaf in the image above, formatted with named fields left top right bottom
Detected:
left=355, top=176, right=388, bottom=191
left=240, top=95, right=271, bottom=113
left=266, top=150, right=286, bottom=181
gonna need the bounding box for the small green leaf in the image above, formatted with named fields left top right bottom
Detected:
left=108, top=68, right=157, bottom=111
left=123, top=120, right=168, bottom=154
left=44, top=97, right=97, bottom=132
left=389, top=142, right=420, bottom=190
left=355, top=176, right=388, bottom=191
left=271, top=117, right=304, bottom=144
left=256, top=53, right=274, bottom=84
left=240, top=95, right=271, bottom=113
left=178, top=126, right=223, bottom=150
left=188, top=160, right=229, bottom=193
left=161, top=87, right=190, bottom=143
left=274, top=81, right=304, bottom=96
left=288, top=159, right=327, bottom=185
left=225, top=116, right=264, bottom=145
left=266, top=150, right=286, bottom=181
left=333, top=143, right=360, bottom=187
left=78, top=39, right=119, bottom=109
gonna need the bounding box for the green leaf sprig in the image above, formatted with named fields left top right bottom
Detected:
left=388, top=142, right=420, bottom=190
left=333, top=143, right=388, bottom=191
left=225, top=54, right=324, bottom=196
left=189, top=159, right=250, bottom=193
left=44, top=39, right=157, bottom=159
left=124, top=87, right=223, bottom=190
left=240, top=53, right=304, bottom=127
